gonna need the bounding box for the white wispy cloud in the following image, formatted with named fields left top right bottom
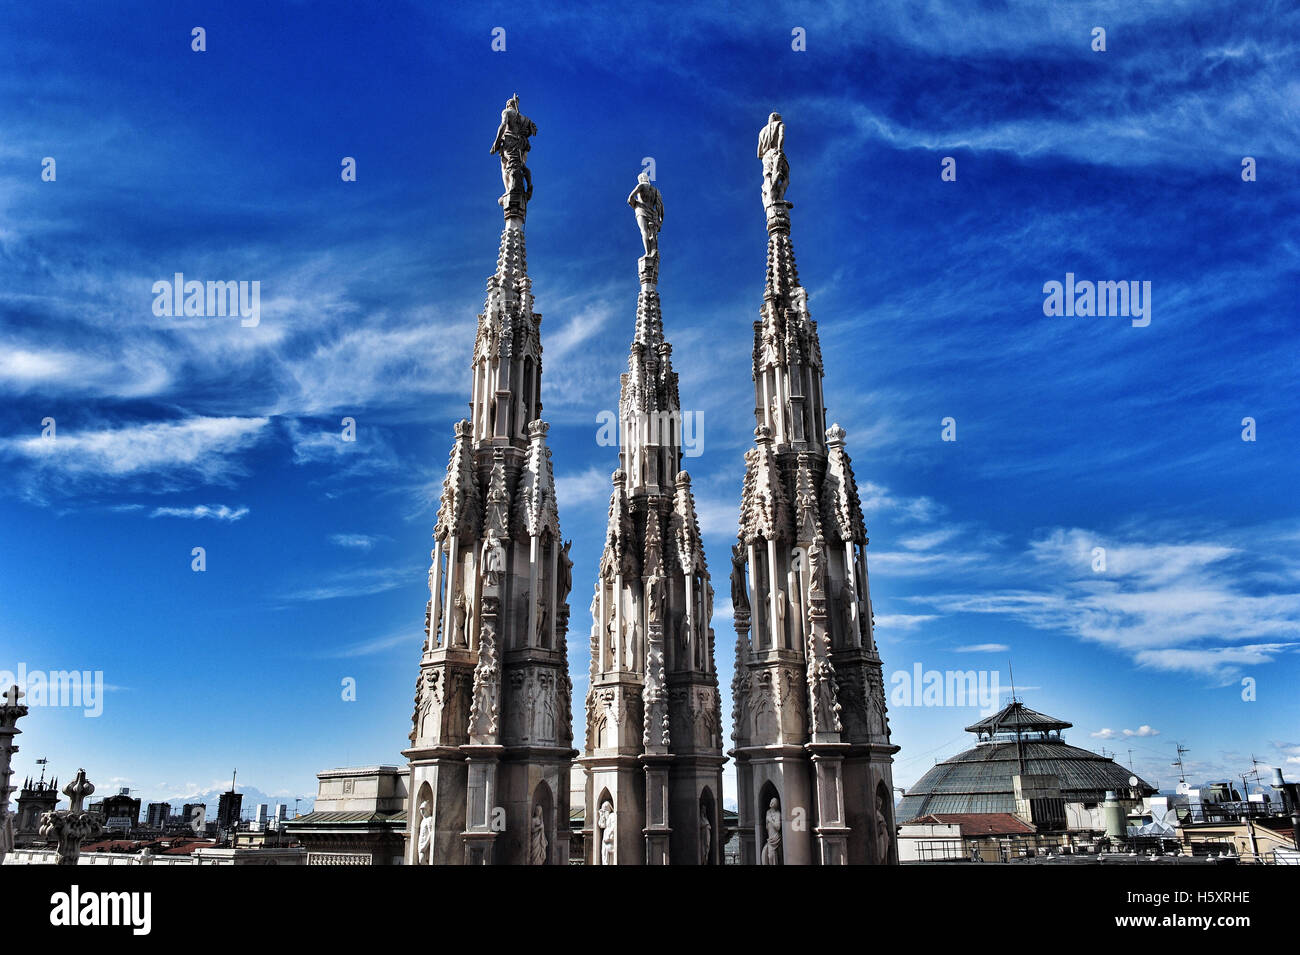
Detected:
left=875, top=614, right=939, bottom=631
left=908, top=525, right=1300, bottom=682
left=315, top=630, right=415, bottom=658
left=279, top=564, right=418, bottom=602
left=858, top=482, right=942, bottom=522
left=0, top=416, right=270, bottom=491
left=555, top=466, right=614, bottom=511
left=329, top=533, right=384, bottom=550
left=150, top=504, right=249, bottom=522
left=954, top=642, right=1009, bottom=653
left=1124, top=725, right=1160, bottom=737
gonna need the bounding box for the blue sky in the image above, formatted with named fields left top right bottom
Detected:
left=1, top=1, right=1297, bottom=812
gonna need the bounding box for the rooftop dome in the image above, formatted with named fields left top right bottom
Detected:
left=897, top=701, right=1156, bottom=822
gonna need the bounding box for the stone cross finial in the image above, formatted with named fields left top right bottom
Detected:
left=2, top=685, right=21, bottom=708
left=40, top=768, right=102, bottom=865
left=63, top=768, right=95, bottom=813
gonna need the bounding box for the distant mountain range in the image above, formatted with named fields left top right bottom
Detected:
left=156, top=785, right=315, bottom=821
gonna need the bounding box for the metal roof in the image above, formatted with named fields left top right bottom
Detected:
left=897, top=737, right=1156, bottom=823
left=964, top=701, right=1073, bottom=734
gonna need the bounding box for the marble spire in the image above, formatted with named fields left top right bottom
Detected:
left=579, top=173, right=725, bottom=865
left=729, top=114, right=899, bottom=865
left=404, top=96, right=574, bottom=866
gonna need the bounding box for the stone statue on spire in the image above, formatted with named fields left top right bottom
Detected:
left=490, top=94, right=537, bottom=216
left=757, top=112, right=791, bottom=217
left=628, top=171, right=665, bottom=259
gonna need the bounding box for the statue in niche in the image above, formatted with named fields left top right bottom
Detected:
left=598, top=800, right=615, bottom=865
left=630, top=622, right=642, bottom=670
left=774, top=589, right=787, bottom=647
left=730, top=543, right=750, bottom=614
left=557, top=539, right=573, bottom=606
left=812, top=659, right=842, bottom=733
left=417, top=799, right=434, bottom=865
left=453, top=590, right=469, bottom=647
left=838, top=583, right=857, bottom=644
left=875, top=789, right=892, bottom=863
left=761, top=797, right=782, bottom=865
left=757, top=111, right=789, bottom=210
left=539, top=683, right=556, bottom=741
left=424, top=599, right=432, bottom=642
left=535, top=595, right=549, bottom=646
left=627, top=171, right=665, bottom=259
left=489, top=94, right=536, bottom=209
left=482, top=533, right=506, bottom=588
left=808, top=537, right=824, bottom=593
left=699, top=804, right=713, bottom=865
left=761, top=330, right=781, bottom=369
left=530, top=804, right=548, bottom=865
left=788, top=550, right=805, bottom=632
left=646, top=572, right=665, bottom=624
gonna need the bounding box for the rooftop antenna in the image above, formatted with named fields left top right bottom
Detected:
left=1007, top=661, right=1026, bottom=775
left=35, top=757, right=47, bottom=786
left=231, top=768, right=237, bottom=793
left=1172, top=744, right=1189, bottom=785
left=1127, top=748, right=1135, bottom=772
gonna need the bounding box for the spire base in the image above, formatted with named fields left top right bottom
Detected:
left=637, top=254, right=659, bottom=287
left=765, top=200, right=794, bottom=235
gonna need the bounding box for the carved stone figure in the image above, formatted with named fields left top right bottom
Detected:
left=730, top=543, right=749, bottom=614
left=774, top=588, right=787, bottom=646
left=757, top=111, right=789, bottom=210
left=807, top=536, right=823, bottom=593
left=535, top=595, right=549, bottom=645
left=489, top=94, right=536, bottom=211
left=482, top=533, right=506, bottom=587
left=839, top=582, right=856, bottom=644
left=598, top=800, right=615, bottom=865
left=628, top=172, right=665, bottom=259
left=453, top=590, right=469, bottom=647
left=558, top=539, right=573, bottom=606
left=812, top=658, right=843, bottom=734
left=530, top=804, right=548, bottom=865
left=417, top=799, right=434, bottom=865
left=761, top=797, right=782, bottom=865
left=700, top=804, right=712, bottom=865
left=875, top=788, right=892, bottom=863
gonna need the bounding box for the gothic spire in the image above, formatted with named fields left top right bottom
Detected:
left=580, top=173, right=724, bottom=865
left=730, top=114, right=898, bottom=866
